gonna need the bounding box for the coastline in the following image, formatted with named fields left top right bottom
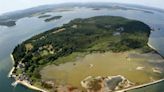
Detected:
left=14, top=80, right=47, bottom=92
left=148, top=43, right=157, bottom=52
left=8, top=54, right=47, bottom=92
left=148, top=43, right=164, bottom=58
left=8, top=54, right=15, bottom=77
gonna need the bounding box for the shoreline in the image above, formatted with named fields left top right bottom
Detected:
left=8, top=54, right=47, bottom=92
left=148, top=43, right=164, bottom=58
left=14, top=80, right=47, bottom=92
left=8, top=54, right=15, bottom=77
left=148, top=43, right=157, bottom=51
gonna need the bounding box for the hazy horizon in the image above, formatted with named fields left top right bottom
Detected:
left=0, top=0, right=164, bottom=15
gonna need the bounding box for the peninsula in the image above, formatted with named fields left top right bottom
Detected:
left=10, top=16, right=164, bottom=92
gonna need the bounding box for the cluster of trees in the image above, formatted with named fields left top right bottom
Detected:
left=12, top=16, right=151, bottom=82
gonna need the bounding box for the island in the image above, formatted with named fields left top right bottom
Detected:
left=10, top=16, right=164, bottom=92
left=0, top=20, right=16, bottom=27
left=44, top=16, right=62, bottom=22
left=38, top=15, right=51, bottom=18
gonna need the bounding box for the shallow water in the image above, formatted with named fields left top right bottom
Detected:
left=0, top=5, right=164, bottom=92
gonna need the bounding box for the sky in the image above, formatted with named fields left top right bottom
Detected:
left=0, top=0, right=164, bottom=14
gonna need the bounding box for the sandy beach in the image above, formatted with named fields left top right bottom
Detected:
left=8, top=67, right=15, bottom=77
left=15, top=80, right=47, bottom=92
left=148, top=43, right=157, bottom=51
left=8, top=54, right=15, bottom=77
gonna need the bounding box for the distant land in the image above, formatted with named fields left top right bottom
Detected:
left=44, top=16, right=62, bottom=22
left=0, top=20, right=16, bottom=27
left=38, top=15, right=51, bottom=18
left=0, top=2, right=163, bottom=27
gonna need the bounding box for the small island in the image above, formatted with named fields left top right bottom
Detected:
left=10, top=16, right=164, bottom=92
left=38, top=15, right=51, bottom=18
left=44, top=16, right=62, bottom=22
left=0, top=20, right=16, bottom=27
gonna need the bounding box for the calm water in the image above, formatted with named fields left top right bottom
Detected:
left=0, top=6, right=164, bottom=92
